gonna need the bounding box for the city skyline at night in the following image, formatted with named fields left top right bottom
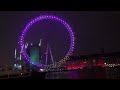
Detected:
left=1, top=11, right=120, bottom=65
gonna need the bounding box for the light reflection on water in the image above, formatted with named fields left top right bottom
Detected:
left=45, top=67, right=120, bottom=79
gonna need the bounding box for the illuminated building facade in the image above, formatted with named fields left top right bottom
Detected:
left=64, top=52, right=120, bottom=70
left=26, top=45, right=42, bottom=65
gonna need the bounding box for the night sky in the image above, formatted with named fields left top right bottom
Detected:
left=1, top=11, right=120, bottom=65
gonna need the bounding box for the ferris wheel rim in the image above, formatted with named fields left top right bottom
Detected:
left=19, top=15, right=75, bottom=68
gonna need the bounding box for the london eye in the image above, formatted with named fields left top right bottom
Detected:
left=19, top=15, right=75, bottom=69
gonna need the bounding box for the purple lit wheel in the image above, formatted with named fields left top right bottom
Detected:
left=20, top=15, right=75, bottom=68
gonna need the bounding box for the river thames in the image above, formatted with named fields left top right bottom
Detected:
left=45, top=67, right=120, bottom=79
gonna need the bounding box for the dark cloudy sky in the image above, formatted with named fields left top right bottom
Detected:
left=0, top=11, right=120, bottom=65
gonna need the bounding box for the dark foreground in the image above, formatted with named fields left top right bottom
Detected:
left=1, top=67, right=120, bottom=79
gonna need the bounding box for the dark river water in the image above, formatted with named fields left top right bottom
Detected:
left=1, top=67, right=120, bottom=79
left=45, top=67, right=120, bottom=79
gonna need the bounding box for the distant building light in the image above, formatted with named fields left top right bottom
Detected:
left=25, top=45, right=27, bottom=49
left=19, top=65, right=21, bottom=68
left=40, top=69, right=44, bottom=72
left=14, top=64, right=16, bottom=67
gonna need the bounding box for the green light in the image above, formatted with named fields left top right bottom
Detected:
left=30, top=46, right=39, bottom=64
